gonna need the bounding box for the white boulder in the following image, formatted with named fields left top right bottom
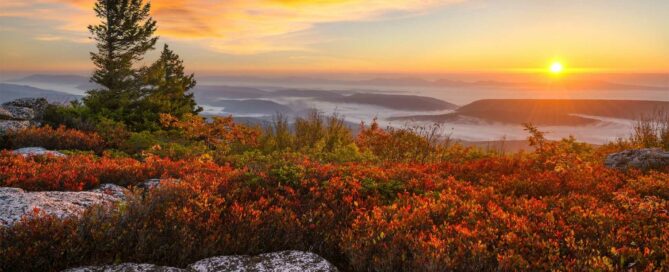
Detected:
left=63, top=251, right=339, bottom=272
left=189, top=251, right=339, bottom=272
left=63, top=263, right=185, bottom=272
left=0, top=184, right=126, bottom=227
left=12, top=147, right=66, bottom=157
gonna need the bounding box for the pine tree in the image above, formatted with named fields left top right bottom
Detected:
left=84, top=0, right=158, bottom=120
left=129, top=44, right=202, bottom=130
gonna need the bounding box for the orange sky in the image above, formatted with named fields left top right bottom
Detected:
left=0, top=0, right=668, bottom=74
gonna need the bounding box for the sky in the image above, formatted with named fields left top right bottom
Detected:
left=0, top=0, right=668, bottom=75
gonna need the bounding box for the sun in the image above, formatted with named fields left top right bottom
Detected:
left=549, top=61, right=564, bottom=74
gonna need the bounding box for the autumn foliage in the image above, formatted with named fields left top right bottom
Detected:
left=3, top=125, right=106, bottom=153
left=0, top=152, right=221, bottom=191
left=1, top=120, right=668, bottom=271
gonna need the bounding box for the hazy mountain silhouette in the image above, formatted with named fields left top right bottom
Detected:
left=8, top=74, right=89, bottom=85
left=392, top=99, right=669, bottom=125
left=0, top=83, right=81, bottom=103
left=321, top=93, right=457, bottom=111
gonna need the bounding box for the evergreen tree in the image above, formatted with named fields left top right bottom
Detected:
left=84, top=0, right=158, bottom=121
left=130, top=44, right=202, bottom=130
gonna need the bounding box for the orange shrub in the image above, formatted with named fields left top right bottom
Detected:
left=0, top=152, right=227, bottom=191
left=1, top=143, right=668, bottom=271
left=5, top=125, right=106, bottom=153
left=160, top=113, right=260, bottom=151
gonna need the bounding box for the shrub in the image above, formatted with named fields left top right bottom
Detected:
left=42, top=102, right=97, bottom=131
left=5, top=125, right=106, bottom=153
left=259, top=111, right=357, bottom=161
left=294, top=111, right=354, bottom=153
left=2, top=146, right=668, bottom=271
left=631, top=110, right=669, bottom=149
left=356, top=119, right=458, bottom=163
left=95, top=117, right=132, bottom=148
left=0, top=152, right=224, bottom=191
left=2, top=119, right=669, bottom=272
left=160, top=113, right=260, bottom=154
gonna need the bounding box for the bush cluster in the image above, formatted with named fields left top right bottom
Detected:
left=3, top=125, right=106, bottom=153
left=1, top=137, right=668, bottom=271
left=0, top=152, right=222, bottom=191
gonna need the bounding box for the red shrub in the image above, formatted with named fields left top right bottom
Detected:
left=0, top=152, right=228, bottom=191
left=5, top=125, right=106, bottom=152
left=1, top=145, right=668, bottom=271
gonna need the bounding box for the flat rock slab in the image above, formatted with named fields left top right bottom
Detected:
left=63, top=264, right=184, bottom=272
left=0, top=120, right=30, bottom=134
left=0, top=185, right=125, bottom=227
left=1, top=105, right=35, bottom=120
left=63, top=251, right=339, bottom=272
left=190, top=251, right=339, bottom=272
left=2, top=97, right=48, bottom=118
left=605, top=148, right=669, bottom=171
left=13, top=147, right=66, bottom=157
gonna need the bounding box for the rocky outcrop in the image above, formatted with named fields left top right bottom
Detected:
left=0, top=178, right=183, bottom=227
left=63, top=251, right=339, bottom=272
left=0, top=97, right=48, bottom=134
left=605, top=148, right=669, bottom=171
left=190, top=251, right=338, bottom=272
left=0, top=107, right=15, bottom=119
left=0, top=184, right=126, bottom=227
left=3, top=97, right=49, bottom=119
left=0, top=120, right=30, bottom=133
left=2, top=105, right=35, bottom=120
left=13, top=147, right=66, bottom=157
left=63, top=264, right=183, bottom=272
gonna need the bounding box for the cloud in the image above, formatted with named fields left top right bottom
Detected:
left=1, top=0, right=460, bottom=54
left=34, top=35, right=63, bottom=41
left=34, top=34, right=91, bottom=43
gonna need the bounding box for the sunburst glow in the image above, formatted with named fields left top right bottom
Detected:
left=550, top=62, right=564, bottom=74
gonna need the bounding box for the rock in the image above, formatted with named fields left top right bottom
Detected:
left=0, top=97, right=50, bottom=135
left=63, top=251, right=338, bottom=272
left=12, top=147, right=66, bottom=157
left=2, top=97, right=48, bottom=119
left=138, top=178, right=179, bottom=190
left=0, top=186, right=124, bottom=227
left=605, top=148, right=669, bottom=171
left=91, top=184, right=131, bottom=201
left=1, top=105, right=35, bottom=120
left=0, top=120, right=30, bottom=134
left=189, top=251, right=339, bottom=272
left=63, top=263, right=185, bottom=272
left=0, top=107, right=13, bottom=120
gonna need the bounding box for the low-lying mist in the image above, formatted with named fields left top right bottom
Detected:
left=2, top=73, right=667, bottom=145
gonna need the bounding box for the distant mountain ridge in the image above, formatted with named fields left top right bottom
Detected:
left=392, top=99, right=669, bottom=126
left=194, top=85, right=457, bottom=111
left=0, top=83, right=81, bottom=104
left=8, top=74, right=89, bottom=85
left=321, top=93, right=457, bottom=111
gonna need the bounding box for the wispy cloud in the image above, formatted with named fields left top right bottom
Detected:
left=33, top=35, right=63, bottom=41
left=1, top=0, right=461, bottom=54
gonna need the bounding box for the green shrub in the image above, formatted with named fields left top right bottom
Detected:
left=632, top=110, right=669, bottom=149
left=42, top=102, right=96, bottom=131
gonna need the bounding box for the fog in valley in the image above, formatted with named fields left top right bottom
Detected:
left=2, top=73, right=667, bottom=146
